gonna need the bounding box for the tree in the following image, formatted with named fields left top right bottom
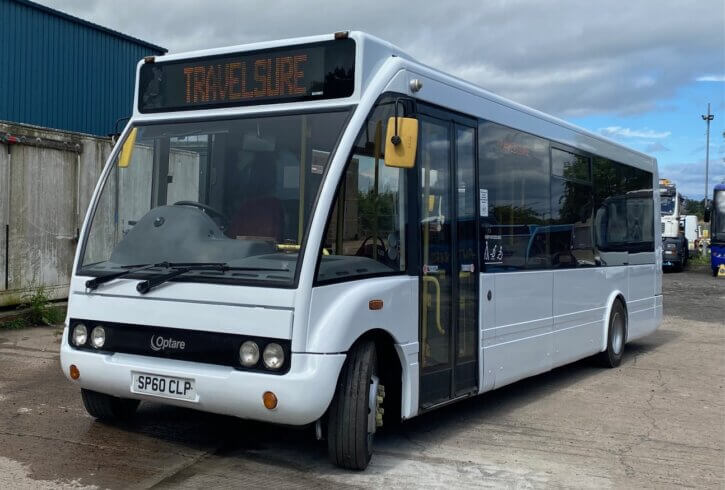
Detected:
left=682, top=197, right=705, bottom=220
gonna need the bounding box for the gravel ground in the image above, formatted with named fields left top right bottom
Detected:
left=0, top=268, right=722, bottom=489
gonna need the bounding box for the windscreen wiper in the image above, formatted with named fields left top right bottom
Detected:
left=135, top=264, right=290, bottom=295
left=85, top=262, right=226, bottom=291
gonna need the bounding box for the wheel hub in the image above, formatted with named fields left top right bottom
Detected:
left=368, top=375, right=384, bottom=437
left=612, top=312, right=624, bottom=355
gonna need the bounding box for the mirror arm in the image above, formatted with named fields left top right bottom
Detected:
left=391, top=98, right=406, bottom=146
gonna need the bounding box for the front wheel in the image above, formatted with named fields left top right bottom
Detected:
left=81, top=389, right=140, bottom=422
left=598, top=300, right=626, bottom=368
left=327, top=341, right=381, bottom=470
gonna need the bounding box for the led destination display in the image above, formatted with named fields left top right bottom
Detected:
left=138, top=39, right=355, bottom=112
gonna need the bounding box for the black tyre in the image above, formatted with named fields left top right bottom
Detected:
left=81, top=388, right=140, bottom=422
left=327, top=340, right=379, bottom=470
left=713, top=268, right=719, bottom=277
left=598, top=300, right=626, bottom=368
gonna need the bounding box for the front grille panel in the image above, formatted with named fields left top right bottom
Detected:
left=67, top=318, right=291, bottom=374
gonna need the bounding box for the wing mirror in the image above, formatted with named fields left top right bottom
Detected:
left=118, top=127, right=138, bottom=168
left=384, top=116, right=418, bottom=168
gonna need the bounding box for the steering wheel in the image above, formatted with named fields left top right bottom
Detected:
left=173, top=201, right=229, bottom=227
left=355, top=235, right=388, bottom=261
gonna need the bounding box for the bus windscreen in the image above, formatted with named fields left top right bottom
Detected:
left=138, top=39, right=355, bottom=113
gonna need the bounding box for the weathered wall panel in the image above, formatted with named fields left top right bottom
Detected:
left=0, top=121, right=112, bottom=306
left=8, top=144, right=77, bottom=291
left=0, top=143, right=8, bottom=292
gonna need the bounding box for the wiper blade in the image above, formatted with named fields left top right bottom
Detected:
left=135, top=263, right=290, bottom=294
left=85, top=261, right=227, bottom=291
left=85, top=263, right=158, bottom=290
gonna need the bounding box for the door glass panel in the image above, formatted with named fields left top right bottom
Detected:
left=455, top=126, right=477, bottom=392
left=420, top=119, right=452, bottom=372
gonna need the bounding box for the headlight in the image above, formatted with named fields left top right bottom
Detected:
left=72, top=324, right=88, bottom=346
left=90, top=326, right=106, bottom=349
left=239, top=341, right=260, bottom=367
left=263, top=343, right=285, bottom=370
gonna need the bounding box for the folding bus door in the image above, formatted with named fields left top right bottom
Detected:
left=418, top=109, right=479, bottom=409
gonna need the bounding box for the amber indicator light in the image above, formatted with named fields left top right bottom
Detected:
left=263, top=391, right=278, bottom=410
left=69, top=364, right=80, bottom=380
left=369, top=299, right=384, bottom=310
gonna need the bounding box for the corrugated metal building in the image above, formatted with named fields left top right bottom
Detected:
left=0, top=0, right=166, bottom=136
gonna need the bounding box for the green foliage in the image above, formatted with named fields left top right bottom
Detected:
left=688, top=251, right=710, bottom=266
left=2, top=316, right=29, bottom=330
left=0, top=286, right=64, bottom=329
left=682, top=198, right=706, bottom=220
left=26, top=286, right=64, bottom=325
left=357, top=191, right=396, bottom=237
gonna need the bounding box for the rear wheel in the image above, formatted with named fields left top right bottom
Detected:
left=598, top=300, right=626, bottom=368
left=81, top=389, right=139, bottom=422
left=327, top=340, right=380, bottom=470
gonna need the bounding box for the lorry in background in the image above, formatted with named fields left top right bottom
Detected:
left=680, top=215, right=698, bottom=256
left=660, top=179, right=688, bottom=270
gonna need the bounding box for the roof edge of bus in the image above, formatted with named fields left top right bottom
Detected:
left=146, top=31, right=410, bottom=63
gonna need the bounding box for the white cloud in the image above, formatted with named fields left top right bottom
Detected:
left=660, top=159, right=725, bottom=200
left=34, top=0, right=725, bottom=117
left=600, top=126, right=672, bottom=139
left=696, top=75, right=725, bottom=82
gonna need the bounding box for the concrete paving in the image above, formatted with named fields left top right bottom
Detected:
left=0, top=269, right=722, bottom=489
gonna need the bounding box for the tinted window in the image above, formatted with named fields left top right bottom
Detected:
left=316, top=101, right=407, bottom=283
left=593, top=157, right=654, bottom=258
left=478, top=122, right=550, bottom=271
left=552, top=148, right=590, bottom=181
left=550, top=178, right=595, bottom=267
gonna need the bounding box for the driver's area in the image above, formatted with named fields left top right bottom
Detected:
left=316, top=99, right=408, bottom=283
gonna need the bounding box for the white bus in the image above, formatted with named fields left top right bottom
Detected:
left=61, top=32, right=662, bottom=470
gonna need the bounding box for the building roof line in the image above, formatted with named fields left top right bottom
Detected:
left=12, top=0, right=167, bottom=53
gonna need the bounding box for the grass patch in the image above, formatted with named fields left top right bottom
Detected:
left=688, top=252, right=711, bottom=266
left=0, top=286, right=65, bottom=329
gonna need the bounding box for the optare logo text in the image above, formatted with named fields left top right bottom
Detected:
left=150, top=335, right=186, bottom=352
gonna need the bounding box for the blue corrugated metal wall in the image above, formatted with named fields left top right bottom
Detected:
left=0, top=0, right=165, bottom=136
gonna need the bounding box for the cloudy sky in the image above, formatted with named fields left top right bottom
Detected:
left=39, top=0, right=725, bottom=199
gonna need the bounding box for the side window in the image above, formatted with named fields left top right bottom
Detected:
left=550, top=148, right=594, bottom=268
left=593, top=158, right=654, bottom=260
left=478, top=122, right=550, bottom=271
left=316, top=102, right=407, bottom=283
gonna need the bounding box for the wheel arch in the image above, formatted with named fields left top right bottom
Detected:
left=345, top=328, right=404, bottom=425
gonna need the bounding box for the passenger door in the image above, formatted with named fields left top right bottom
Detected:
left=418, top=109, right=479, bottom=409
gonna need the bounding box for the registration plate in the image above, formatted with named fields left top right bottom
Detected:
left=131, top=372, right=197, bottom=401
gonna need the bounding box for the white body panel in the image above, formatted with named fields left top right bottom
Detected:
left=62, top=31, right=662, bottom=425
left=682, top=215, right=698, bottom=247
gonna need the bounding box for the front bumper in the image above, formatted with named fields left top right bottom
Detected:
left=60, top=327, right=345, bottom=425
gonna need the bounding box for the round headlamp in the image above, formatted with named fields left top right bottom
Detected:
left=91, top=326, right=106, bottom=349
left=72, top=324, right=88, bottom=346
left=263, top=343, right=285, bottom=370
left=239, top=341, right=260, bottom=367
